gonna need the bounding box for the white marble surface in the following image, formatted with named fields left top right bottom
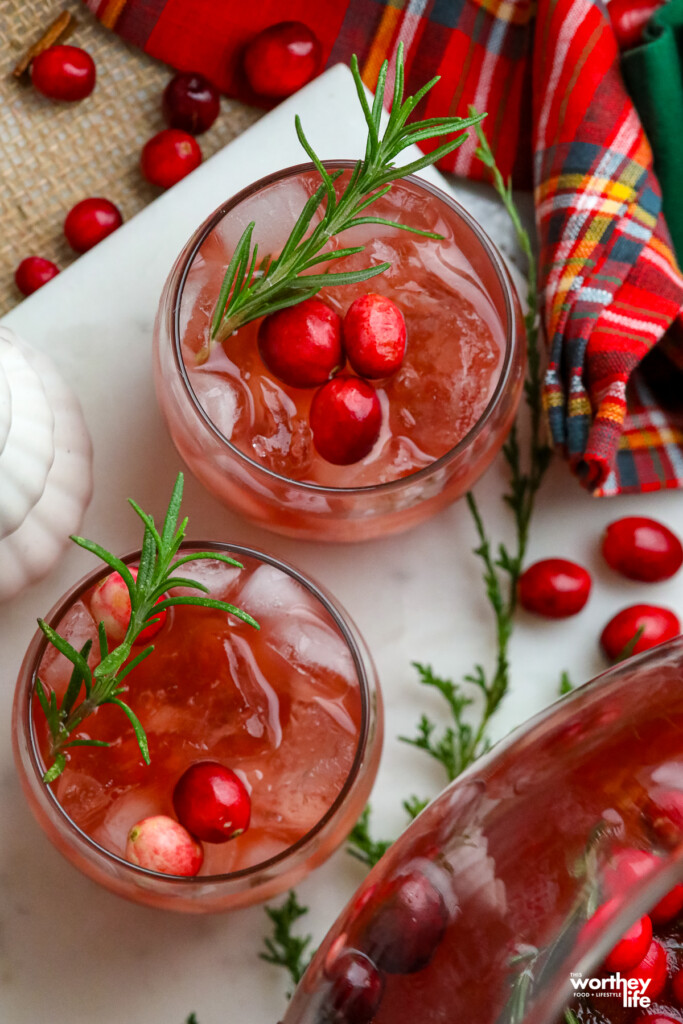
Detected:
left=2, top=65, right=683, bottom=1024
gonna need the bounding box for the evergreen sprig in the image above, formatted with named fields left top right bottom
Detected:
left=35, top=473, right=259, bottom=783
left=207, top=44, right=484, bottom=350
left=260, top=891, right=314, bottom=997
left=346, top=805, right=394, bottom=868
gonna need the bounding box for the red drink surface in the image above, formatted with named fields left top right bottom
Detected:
left=179, top=170, right=506, bottom=487
left=32, top=554, right=365, bottom=876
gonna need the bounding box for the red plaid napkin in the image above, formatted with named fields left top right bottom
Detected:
left=85, top=0, right=683, bottom=496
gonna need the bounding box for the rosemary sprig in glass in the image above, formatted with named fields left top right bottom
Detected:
left=35, top=472, right=259, bottom=783
left=208, top=43, right=484, bottom=350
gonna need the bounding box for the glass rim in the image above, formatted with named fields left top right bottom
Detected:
left=170, top=160, right=522, bottom=496
left=22, top=540, right=374, bottom=886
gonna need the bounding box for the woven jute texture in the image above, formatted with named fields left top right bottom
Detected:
left=0, top=0, right=261, bottom=315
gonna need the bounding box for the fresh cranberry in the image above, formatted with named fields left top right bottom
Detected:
left=600, top=847, right=683, bottom=923
left=173, top=761, right=251, bottom=844
left=517, top=558, right=592, bottom=618
left=310, top=376, right=382, bottom=465
left=359, top=870, right=448, bottom=975
left=257, top=298, right=343, bottom=387
left=125, top=815, right=203, bottom=876
left=14, top=256, right=59, bottom=296
left=140, top=129, right=202, bottom=189
left=600, top=604, right=680, bottom=661
left=162, top=72, right=220, bottom=135
left=342, top=294, right=407, bottom=379
left=609, top=0, right=664, bottom=49
left=64, top=197, right=122, bottom=253
left=90, top=567, right=167, bottom=645
left=672, top=968, right=683, bottom=1006
left=623, top=939, right=668, bottom=1001
left=324, top=950, right=384, bottom=1024
left=634, top=1016, right=680, bottom=1024
left=602, top=516, right=683, bottom=582
left=243, top=22, right=321, bottom=98
left=644, top=787, right=683, bottom=846
left=31, top=45, right=96, bottom=102
left=582, top=900, right=652, bottom=972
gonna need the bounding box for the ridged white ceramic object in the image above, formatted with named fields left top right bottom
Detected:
left=0, top=326, right=93, bottom=601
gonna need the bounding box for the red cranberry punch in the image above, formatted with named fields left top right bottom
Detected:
left=12, top=476, right=382, bottom=912
left=153, top=47, right=525, bottom=541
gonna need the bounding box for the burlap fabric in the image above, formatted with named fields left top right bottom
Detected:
left=0, top=0, right=260, bottom=315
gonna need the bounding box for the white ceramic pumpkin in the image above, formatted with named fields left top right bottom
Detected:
left=0, top=326, right=93, bottom=601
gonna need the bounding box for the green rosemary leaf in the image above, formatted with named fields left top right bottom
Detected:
left=128, top=498, right=163, bottom=551
left=105, top=697, right=150, bottom=765
left=70, top=536, right=135, bottom=589
left=559, top=670, right=574, bottom=695
left=136, top=520, right=157, bottom=593
left=97, top=622, right=108, bottom=667
left=34, top=677, right=53, bottom=724
left=375, top=134, right=469, bottom=186
left=38, top=620, right=91, bottom=680
left=67, top=738, right=110, bottom=749
left=260, top=891, right=314, bottom=996
left=152, top=594, right=260, bottom=630
left=170, top=551, right=244, bottom=572
left=114, top=645, right=154, bottom=683
left=350, top=55, right=379, bottom=161
left=346, top=804, right=393, bottom=867
left=295, top=116, right=335, bottom=206
left=61, top=640, right=93, bottom=717
left=210, top=222, right=255, bottom=337
left=371, top=57, right=389, bottom=135
left=43, top=753, right=66, bottom=784
left=285, top=264, right=391, bottom=290
left=349, top=216, right=441, bottom=239
left=300, top=245, right=366, bottom=269
left=155, top=575, right=209, bottom=595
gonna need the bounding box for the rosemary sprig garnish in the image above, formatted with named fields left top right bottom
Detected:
left=35, top=473, right=259, bottom=783
left=260, top=891, right=314, bottom=997
left=208, top=44, right=484, bottom=351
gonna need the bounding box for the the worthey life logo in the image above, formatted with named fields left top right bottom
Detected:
left=569, top=971, right=652, bottom=1008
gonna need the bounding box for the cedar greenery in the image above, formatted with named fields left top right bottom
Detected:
left=207, top=43, right=484, bottom=351
left=35, top=473, right=259, bottom=783
left=259, top=891, right=314, bottom=997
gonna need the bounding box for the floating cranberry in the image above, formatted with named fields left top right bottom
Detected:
left=623, top=939, right=668, bottom=1001
left=173, top=761, right=251, bottom=844
left=343, top=294, right=407, bottom=379
left=517, top=558, right=592, bottom=618
left=141, top=129, right=202, bottom=189
left=609, top=0, right=664, bottom=50
left=603, top=848, right=659, bottom=896
left=644, top=787, right=683, bottom=847
left=602, top=516, right=683, bottom=582
left=90, top=567, right=167, bottom=645
left=324, top=950, right=384, bottom=1024
left=310, top=376, right=382, bottom=466
left=126, top=815, right=203, bottom=876
left=600, top=604, right=680, bottom=661
left=360, top=870, right=448, bottom=975
left=64, top=197, right=123, bottom=253
left=31, top=45, right=96, bottom=102
left=243, top=22, right=321, bottom=98
left=162, top=72, right=220, bottom=135
left=582, top=900, right=652, bottom=972
left=257, top=298, right=343, bottom=387
left=14, top=256, right=59, bottom=296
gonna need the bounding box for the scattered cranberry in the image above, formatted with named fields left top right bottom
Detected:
left=517, top=558, right=592, bottom=618
left=672, top=968, right=683, bottom=1006
left=603, top=848, right=659, bottom=896
left=623, top=939, right=668, bottom=1001
left=360, top=870, right=448, bottom=975
left=343, top=294, right=407, bottom=379
left=31, top=45, right=96, bottom=102
left=645, top=787, right=683, bottom=846
left=14, top=256, right=59, bottom=296
left=125, top=815, right=203, bottom=876
left=257, top=298, right=343, bottom=387
left=310, top=376, right=382, bottom=465
left=243, top=22, right=321, bottom=98
left=162, top=72, right=220, bottom=135
left=64, top=197, right=122, bottom=252
left=600, top=604, right=680, bottom=660
left=602, top=516, right=683, bottom=582
left=173, top=761, right=251, bottom=843
left=140, top=129, right=202, bottom=189
left=324, top=950, right=384, bottom=1024
left=634, top=1016, right=680, bottom=1024
left=90, top=567, right=167, bottom=645
left=609, top=0, right=664, bottom=50
left=582, top=900, right=652, bottom=972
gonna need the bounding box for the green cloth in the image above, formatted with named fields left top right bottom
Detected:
left=622, top=0, right=683, bottom=265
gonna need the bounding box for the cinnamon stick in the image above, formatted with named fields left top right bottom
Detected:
left=12, top=10, right=75, bottom=79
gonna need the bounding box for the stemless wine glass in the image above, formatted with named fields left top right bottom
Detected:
left=280, top=637, right=683, bottom=1024
left=153, top=163, right=525, bottom=542
left=12, top=542, right=382, bottom=913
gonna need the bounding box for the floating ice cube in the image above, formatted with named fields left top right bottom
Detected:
left=190, top=369, right=246, bottom=440
left=236, top=563, right=315, bottom=620
left=38, top=599, right=100, bottom=695
left=266, top=607, right=357, bottom=689
left=169, top=556, right=243, bottom=599
left=94, top=788, right=163, bottom=857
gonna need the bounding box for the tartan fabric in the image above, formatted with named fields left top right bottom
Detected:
left=84, top=0, right=683, bottom=497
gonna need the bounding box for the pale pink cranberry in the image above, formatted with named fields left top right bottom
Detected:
left=125, top=815, right=203, bottom=876
left=90, top=566, right=167, bottom=645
